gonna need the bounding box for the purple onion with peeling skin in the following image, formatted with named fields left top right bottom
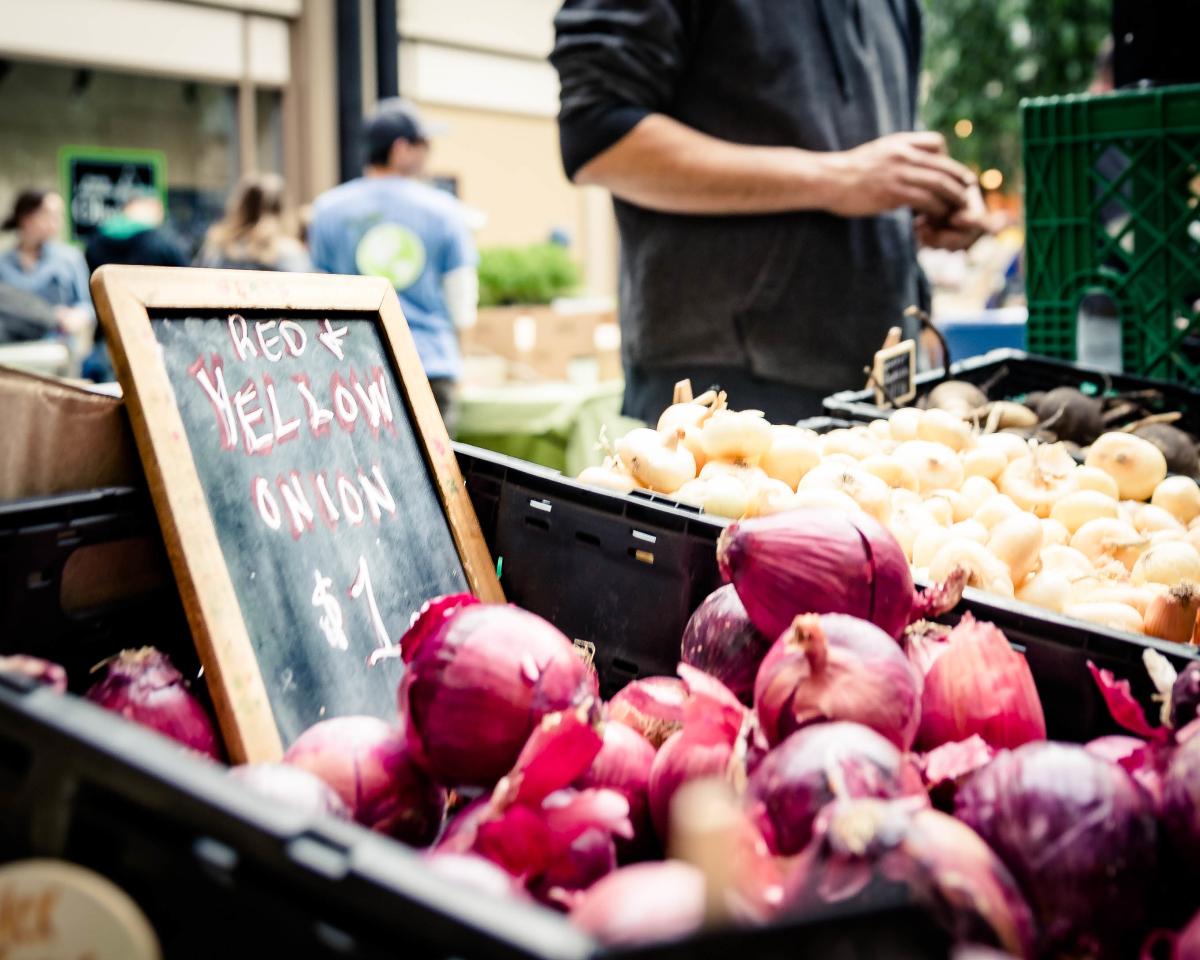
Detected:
left=398, top=595, right=597, bottom=788
left=955, top=742, right=1157, bottom=960
left=85, top=647, right=221, bottom=760
left=1172, top=663, right=1200, bottom=730
left=680, top=585, right=771, bottom=703
left=782, top=799, right=1036, bottom=958
left=1163, top=732, right=1200, bottom=881
left=284, top=715, right=445, bottom=846
left=576, top=721, right=655, bottom=859
left=607, top=677, right=686, bottom=749
left=0, top=655, right=67, bottom=693
left=426, top=852, right=528, bottom=900
left=746, top=721, right=926, bottom=856
left=229, top=763, right=350, bottom=819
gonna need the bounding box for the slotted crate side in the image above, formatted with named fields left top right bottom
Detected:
left=1022, top=85, right=1200, bottom=382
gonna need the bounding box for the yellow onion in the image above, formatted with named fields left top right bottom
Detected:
left=799, top=463, right=891, bottom=524
left=974, top=494, right=1024, bottom=529
left=976, top=432, right=1032, bottom=463
left=578, top=456, right=640, bottom=494
left=1039, top=544, right=1095, bottom=579
left=617, top=428, right=696, bottom=493
left=1142, top=583, right=1200, bottom=644
left=760, top=425, right=821, bottom=489
left=860, top=454, right=919, bottom=492
left=1071, top=465, right=1120, bottom=499
left=1064, top=602, right=1144, bottom=633
left=1040, top=518, right=1071, bottom=547
left=1017, top=570, right=1072, bottom=612
left=962, top=445, right=1009, bottom=482
left=1049, top=490, right=1119, bottom=534
left=821, top=427, right=879, bottom=460
left=917, top=408, right=973, bottom=452
left=700, top=409, right=772, bottom=463
left=889, top=407, right=923, bottom=442
left=1131, top=540, right=1200, bottom=588
left=998, top=443, right=1076, bottom=517
left=674, top=476, right=752, bottom=519
left=791, top=488, right=862, bottom=514
left=1129, top=503, right=1185, bottom=536
left=894, top=440, right=964, bottom=493
left=928, top=540, right=1014, bottom=596
left=1152, top=475, right=1200, bottom=525
left=1086, top=432, right=1168, bottom=501
left=1070, top=518, right=1146, bottom=571
left=988, top=513, right=1043, bottom=584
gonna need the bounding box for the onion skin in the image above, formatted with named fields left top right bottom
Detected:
left=398, top=595, right=597, bottom=787
left=607, top=677, right=686, bottom=749
left=1172, top=663, right=1200, bottom=729
left=781, top=799, right=1036, bottom=959
left=680, top=584, right=772, bottom=703
left=718, top=508, right=916, bottom=641
left=571, top=861, right=704, bottom=945
left=576, top=720, right=655, bottom=859
left=85, top=647, right=221, bottom=760
left=911, top=614, right=1046, bottom=752
left=1144, top=584, right=1200, bottom=645
left=919, top=735, right=997, bottom=811
left=1163, top=731, right=1200, bottom=882
left=284, top=716, right=446, bottom=845
left=0, top=654, right=67, bottom=693
left=228, top=763, right=351, bottom=819
left=955, top=742, right=1157, bottom=959
left=754, top=613, right=921, bottom=751
left=746, top=721, right=926, bottom=856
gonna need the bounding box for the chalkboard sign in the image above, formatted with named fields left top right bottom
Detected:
left=92, top=267, right=503, bottom=762
left=871, top=340, right=917, bottom=408
left=59, top=146, right=165, bottom=243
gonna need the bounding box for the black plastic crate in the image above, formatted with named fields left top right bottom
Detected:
left=823, top=348, right=1200, bottom=429
left=455, top=443, right=1200, bottom=744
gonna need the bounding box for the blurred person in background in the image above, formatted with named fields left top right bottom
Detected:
left=84, top=188, right=187, bottom=273
left=308, top=98, right=477, bottom=434
left=83, top=188, right=187, bottom=380
left=0, top=190, right=93, bottom=345
left=194, top=173, right=312, bottom=272
left=552, top=0, right=992, bottom=423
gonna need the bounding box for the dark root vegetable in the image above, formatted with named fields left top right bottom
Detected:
left=284, top=715, right=446, bottom=845
left=229, top=763, right=351, bottom=819
left=926, top=381, right=988, bottom=419
left=1035, top=387, right=1104, bottom=445
left=85, top=647, right=221, bottom=760
left=1135, top=423, right=1200, bottom=477
left=955, top=742, right=1157, bottom=959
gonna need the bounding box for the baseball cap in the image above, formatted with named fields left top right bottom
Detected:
left=363, top=98, right=447, bottom=158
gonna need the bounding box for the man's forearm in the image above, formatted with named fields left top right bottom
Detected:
left=574, top=113, right=841, bottom=215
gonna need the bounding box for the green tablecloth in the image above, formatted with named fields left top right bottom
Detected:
left=456, top=381, right=644, bottom=476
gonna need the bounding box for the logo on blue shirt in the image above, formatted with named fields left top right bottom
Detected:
left=355, top=223, right=427, bottom=291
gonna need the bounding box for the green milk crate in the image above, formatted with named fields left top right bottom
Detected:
left=1022, top=84, right=1200, bottom=382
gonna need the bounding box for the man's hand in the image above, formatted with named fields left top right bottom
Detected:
left=915, top=184, right=995, bottom=251
left=825, top=132, right=976, bottom=220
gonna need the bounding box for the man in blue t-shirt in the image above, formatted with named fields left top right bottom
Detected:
left=309, top=99, right=477, bottom=432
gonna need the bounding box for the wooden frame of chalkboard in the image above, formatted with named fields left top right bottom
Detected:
left=870, top=339, right=917, bottom=408
left=92, top=266, right=503, bottom=763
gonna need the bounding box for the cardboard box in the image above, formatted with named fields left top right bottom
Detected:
left=463, top=304, right=620, bottom=383
left=0, top=366, right=140, bottom=500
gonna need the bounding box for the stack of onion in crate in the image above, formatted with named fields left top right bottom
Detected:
left=7, top=500, right=1200, bottom=957
left=578, top=383, right=1200, bottom=646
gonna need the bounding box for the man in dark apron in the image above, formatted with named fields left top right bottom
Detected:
left=551, top=0, right=988, bottom=423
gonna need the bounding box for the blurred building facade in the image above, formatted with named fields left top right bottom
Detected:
left=0, top=0, right=617, bottom=295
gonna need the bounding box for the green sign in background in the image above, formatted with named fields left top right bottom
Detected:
left=58, top=145, right=167, bottom=243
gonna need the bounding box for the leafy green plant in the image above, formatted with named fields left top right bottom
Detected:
left=477, top=244, right=581, bottom=307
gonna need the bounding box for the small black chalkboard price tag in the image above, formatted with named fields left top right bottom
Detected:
left=92, top=266, right=503, bottom=762
left=871, top=339, right=917, bottom=408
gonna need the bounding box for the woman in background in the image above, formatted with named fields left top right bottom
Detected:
left=0, top=190, right=93, bottom=340
left=195, top=173, right=312, bottom=272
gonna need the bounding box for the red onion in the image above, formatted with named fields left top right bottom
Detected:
left=919, top=735, right=996, bottom=811
left=1172, top=663, right=1200, bottom=730
left=0, top=654, right=67, bottom=693
left=754, top=613, right=921, bottom=750
left=398, top=594, right=598, bottom=787
left=747, top=721, right=925, bottom=856
left=955, top=742, right=1158, bottom=959
left=910, top=614, right=1046, bottom=751
left=1163, top=729, right=1200, bottom=881
left=576, top=721, right=656, bottom=858
left=85, top=647, right=221, bottom=760
left=647, top=665, right=747, bottom=839
left=436, top=703, right=631, bottom=904
left=718, top=509, right=960, bottom=640
left=426, top=852, right=528, bottom=900
left=283, top=715, right=445, bottom=846
left=228, top=763, right=350, bottom=819
left=680, top=584, right=771, bottom=703
left=1086, top=735, right=1170, bottom=807
left=607, top=677, right=686, bottom=748
left=570, top=861, right=704, bottom=945
left=782, top=798, right=1036, bottom=958
left=1180, top=908, right=1200, bottom=960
